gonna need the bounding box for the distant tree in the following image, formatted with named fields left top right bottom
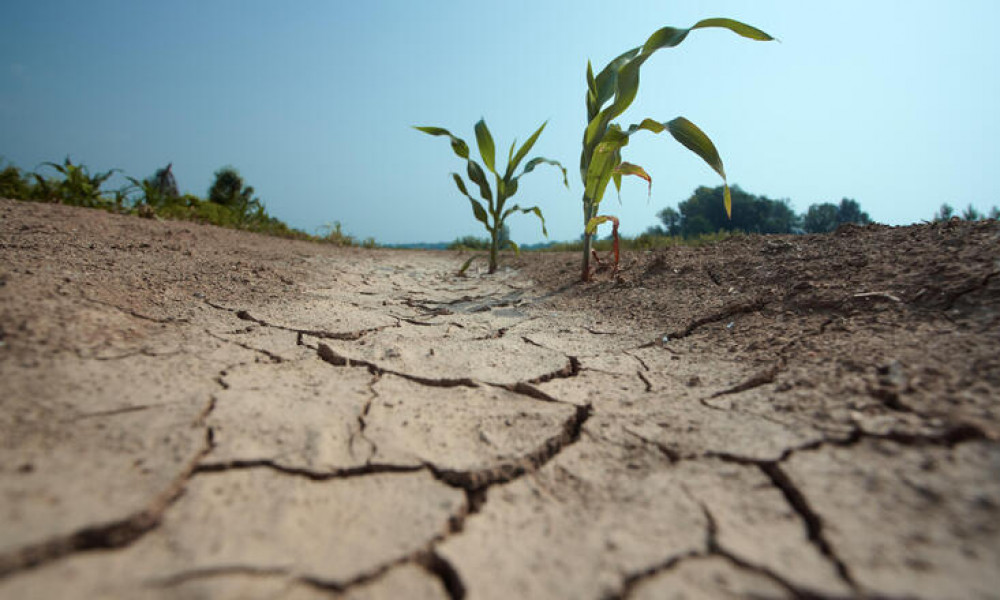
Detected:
left=962, top=204, right=982, bottom=221
left=803, top=203, right=839, bottom=233
left=673, top=185, right=798, bottom=238
left=208, top=166, right=261, bottom=223
left=989, top=206, right=1000, bottom=220
left=801, top=198, right=872, bottom=233
left=934, top=203, right=955, bottom=221
left=836, top=198, right=871, bottom=225
left=656, top=207, right=682, bottom=236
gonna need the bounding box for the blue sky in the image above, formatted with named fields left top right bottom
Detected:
left=2, top=1, right=998, bottom=244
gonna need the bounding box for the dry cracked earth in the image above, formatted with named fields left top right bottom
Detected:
left=1, top=198, right=999, bottom=599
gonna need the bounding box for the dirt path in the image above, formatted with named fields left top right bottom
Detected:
left=1, top=198, right=998, bottom=599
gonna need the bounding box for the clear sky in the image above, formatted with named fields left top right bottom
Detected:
left=2, top=1, right=998, bottom=244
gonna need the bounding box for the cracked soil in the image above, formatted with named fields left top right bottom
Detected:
left=1, top=198, right=998, bottom=599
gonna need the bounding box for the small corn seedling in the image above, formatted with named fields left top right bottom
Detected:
left=415, top=119, right=567, bottom=274
left=579, top=19, right=775, bottom=280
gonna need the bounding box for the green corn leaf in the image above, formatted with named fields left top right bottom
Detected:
left=508, top=121, right=548, bottom=178
left=628, top=118, right=665, bottom=135
left=506, top=176, right=519, bottom=199
left=692, top=17, right=776, bottom=41
left=505, top=239, right=521, bottom=255
left=594, top=47, right=641, bottom=109
left=450, top=172, right=472, bottom=198
left=665, top=117, right=727, bottom=182
left=474, top=119, right=496, bottom=174
left=466, top=160, right=493, bottom=204
left=640, top=26, right=691, bottom=52
left=414, top=126, right=470, bottom=160
left=502, top=204, right=548, bottom=237
left=507, top=139, right=516, bottom=170
left=666, top=117, right=731, bottom=217
left=584, top=18, right=773, bottom=169
left=468, top=196, right=490, bottom=227
left=457, top=255, right=479, bottom=276
left=519, top=156, right=568, bottom=188
left=450, top=173, right=491, bottom=227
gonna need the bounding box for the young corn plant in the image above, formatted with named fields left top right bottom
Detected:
left=415, top=119, right=567, bottom=274
left=580, top=18, right=775, bottom=281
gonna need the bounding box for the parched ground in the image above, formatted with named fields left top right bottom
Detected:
left=1, top=197, right=998, bottom=599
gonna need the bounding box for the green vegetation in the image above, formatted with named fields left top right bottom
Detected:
left=577, top=19, right=775, bottom=280
left=802, top=198, right=871, bottom=233
left=414, top=118, right=568, bottom=273
left=933, top=202, right=999, bottom=222
left=648, top=187, right=875, bottom=237
left=33, top=157, right=120, bottom=208
left=544, top=230, right=734, bottom=253
left=649, top=186, right=797, bottom=238
left=0, top=157, right=368, bottom=245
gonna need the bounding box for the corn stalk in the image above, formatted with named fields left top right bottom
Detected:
left=580, top=18, right=775, bottom=281
left=415, top=119, right=567, bottom=273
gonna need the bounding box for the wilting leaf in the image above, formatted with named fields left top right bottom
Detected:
left=414, top=126, right=470, bottom=160
left=520, top=156, right=568, bottom=188
left=614, top=162, right=652, bottom=199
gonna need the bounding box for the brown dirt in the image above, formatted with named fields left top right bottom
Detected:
left=513, top=220, right=1000, bottom=441
left=1, top=197, right=998, bottom=599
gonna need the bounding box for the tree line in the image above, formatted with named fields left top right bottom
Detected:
left=645, top=185, right=998, bottom=239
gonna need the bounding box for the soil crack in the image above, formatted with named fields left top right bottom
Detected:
left=757, top=463, right=858, bottom=593
left=664, top=297, right=768, bottom=341
left=424, top=404, right=592, bottom=492
left=316, top=342, right=479, bottom=388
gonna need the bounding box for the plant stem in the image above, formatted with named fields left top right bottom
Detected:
left=489, top=226, right=499, bottom=274
left=581, top=198, right=593, bottom=281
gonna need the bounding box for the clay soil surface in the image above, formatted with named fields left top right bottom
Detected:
left=1, top=197, right=998, bottom=599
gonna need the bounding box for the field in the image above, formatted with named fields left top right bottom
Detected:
left=1, top=197, right=998, bottom=598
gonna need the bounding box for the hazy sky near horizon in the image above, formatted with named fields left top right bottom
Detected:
left=2, top=1, right=998, bottom=244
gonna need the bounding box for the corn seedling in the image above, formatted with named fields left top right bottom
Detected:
left=415, top=119, right=568, bottom=274
left=579, top=19, right=775, bottom=281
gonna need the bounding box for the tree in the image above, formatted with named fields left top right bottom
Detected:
left=656, top=207, right=682, bottom=236
left=208, top=166, right=261, bottom=223
left=836, top=198, right=871, bottom=226
left=803, top=203, right=839, bottom=233
left=672, top=185, right=798, bottom=238
left=989, top=206, right=1000, bottom=220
